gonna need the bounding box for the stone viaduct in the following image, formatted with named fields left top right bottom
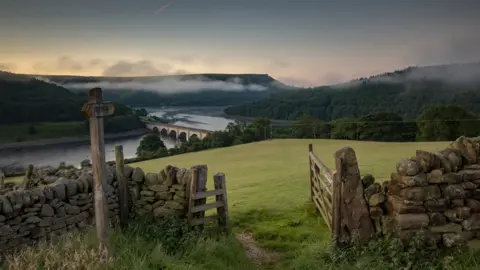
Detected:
left=144, top=122, right=212, bottom=142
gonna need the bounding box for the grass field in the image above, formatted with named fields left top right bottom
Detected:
left=127, top=139, right=455, bottom=268
left=7, top=139, right=480, bottom=269
left=0, top=121, right=86, bottom=143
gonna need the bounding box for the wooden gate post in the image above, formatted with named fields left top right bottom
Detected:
left=187, top=165, right=207, bottom=227
left=81, top=88, right=115, bottom=253
left=0, top=169, right=5, bottom=190
left=114, top=145, right=129, bottom=227
left=332, top=168, right=342, bottom=247
left=214, top=173, right=229, bottom=233
left=308, top=144, right=314, bottom=200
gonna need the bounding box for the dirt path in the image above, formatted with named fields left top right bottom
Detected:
left=235, top=233, right=281, bottom=266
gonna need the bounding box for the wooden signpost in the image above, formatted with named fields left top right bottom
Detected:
left=81, top=88, right=114, bottom=253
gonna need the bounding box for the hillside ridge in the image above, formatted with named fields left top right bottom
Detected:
left=224, top=61, right=480, bottom=121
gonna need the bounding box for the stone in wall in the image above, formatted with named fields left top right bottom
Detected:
left=0, top=159, right=199, bottom=253
left=130, top=165, right=192, bottom=218
left=0, top=164, right=121, bottom=253
left=370, top=136, right=480, bottom=248
left=335, top=147, right=376, bottom=244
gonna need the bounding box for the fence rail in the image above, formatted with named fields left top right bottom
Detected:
left=308, top=144, right=342, bottom=245
left=187, top=166, right=229, bottom=233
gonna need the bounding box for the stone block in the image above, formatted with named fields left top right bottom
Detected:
left=394, top=213, right=429, bottom=230
left=396, top=158, right=420, bottom=176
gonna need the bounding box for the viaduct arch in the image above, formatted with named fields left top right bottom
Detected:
left=145, top=122, right=212, bottom=142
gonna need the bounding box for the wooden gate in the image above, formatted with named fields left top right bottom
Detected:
left=308, top=144, right=342, bottom=245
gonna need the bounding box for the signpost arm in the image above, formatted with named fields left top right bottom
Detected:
left=86, top=88, right=110, bottom=254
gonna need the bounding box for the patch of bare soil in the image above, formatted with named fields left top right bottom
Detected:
left=235, top=233, right=281, bottom=265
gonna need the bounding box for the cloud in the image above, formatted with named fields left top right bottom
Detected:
left=60, top=75, right=269, bottom=93
left=32, top=56, right=104, bottom=74
left=0, top=63, right=15, bottom=72
left=331, top=62, right=480, bottom=90
left=102, top=60, right=172, bottom=77
left=321, top=73, right=345, bottom=85
left=276, top=76, right=316, bottom=88
left=410, top=29, right=480, bottom=66
left=269, top=60, right=291, bottom=69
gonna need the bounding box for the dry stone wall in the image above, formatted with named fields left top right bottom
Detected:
left=0, top=162, right=193, bottom=253
left=357, top=136, right=480, bottom=248
left=126, top=165, right=192, bottom=218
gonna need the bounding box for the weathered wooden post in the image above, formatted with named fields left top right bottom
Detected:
left=22, top=164, right=34, bottom=189
left=81, top=87, right=115, bottom=253
left=114, top=145, right=129, bottom=227
left=308, top=144, right=314, bottom=200
left=0, top=169, right=5, bottom=190
left=332, top=169, right=342, bottom=247
left=187, top=165, right=208, bottom=226
left=214, top=173, right=229, bottom=234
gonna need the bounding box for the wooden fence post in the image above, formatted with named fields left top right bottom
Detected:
left=188, top=165, right=207, bottom=225
left=81, top=88, right=115, bottom=253
left=308, top=144, right=313, bottom=200
left=332, top=168, right=342, bottom=247
left=114, top=145, right=129, bottom=228
left=214, top=173, right=229, bottom=233
left=21, top=164, right=34, bottom=189
left=0, top=169, right=5, bottom=190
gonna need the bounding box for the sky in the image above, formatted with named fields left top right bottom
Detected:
left=0, top=0, right=479, bottom=87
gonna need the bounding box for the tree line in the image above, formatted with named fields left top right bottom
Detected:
left=274, top=104, right=480, bottom=142
left=134, top=118, right=273, bottom=160
left=134, top=104, right=480, bottom=162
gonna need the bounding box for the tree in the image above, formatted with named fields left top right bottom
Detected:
left=356, top=112, right=409, bottom=142
left=416, top=105, right=480, bottom=141
left=330, top=118, right=358, bottom=140
left=247, top=117, right=272, bottom=141
left=293, top=115, right=330, bottom=138
left=27, top=124, right=37, bottom=135
left=136, top=134, right=167, bottom=158
left=134, top=108, right=148, bottom=117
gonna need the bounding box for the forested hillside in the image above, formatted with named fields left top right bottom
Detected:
left=225, top=63, right=480, bottom=120
left=0, top=72, right=144, bottom=139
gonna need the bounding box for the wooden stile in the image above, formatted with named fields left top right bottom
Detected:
left=187, top=166, right=229, bottom=233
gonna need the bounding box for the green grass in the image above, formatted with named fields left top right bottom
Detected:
left=5, top=176, right=22, bottom=184
left=7, top=138, right=480, bottom=269
left=129, top=139, right=453, bottom=266
left=3, top=216, right=255, bottom=270
left=0, top=121, right=87, bottom=143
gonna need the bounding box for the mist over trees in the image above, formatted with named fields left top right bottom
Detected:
left=225, top=63, right=480, bottom=121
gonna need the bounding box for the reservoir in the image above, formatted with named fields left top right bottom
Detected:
left=0, top=107, right=234, bottom=169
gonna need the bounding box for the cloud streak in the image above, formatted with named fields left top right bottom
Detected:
left=57, top=75, right=270, bottom=94
left=331, top=62, right=480, bottom=89
left=154, top=0, right=179, bottom=14
left=0, top=63, right=15, bottom=72
left=32, top=57, right=104, bottom=74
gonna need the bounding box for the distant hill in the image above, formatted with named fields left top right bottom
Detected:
left=224, top=62, right=480, bottom=121
left=34, top=73, right=296, bottom=107
left=0, top=71, right=139, bottom=129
